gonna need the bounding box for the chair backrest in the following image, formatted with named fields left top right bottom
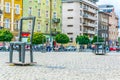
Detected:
left=18, top=16, right=36, bottom=44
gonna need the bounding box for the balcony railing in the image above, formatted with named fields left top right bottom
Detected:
left=52, top=18, right=60, bottom=23
left=83, top=7, right=96, bottom=14
left=83, top=23, right=95, bottom=28
left=83, top=30, right=95, bottom=34
left=83, top=15, right=97, bottom=21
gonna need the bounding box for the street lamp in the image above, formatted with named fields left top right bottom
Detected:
left=0, top=9, right=2, bottom=28
left=0, top=9, right=2, bottom=18
left=49, top=0, right=53, bottom=49
left=0, top=9, right=2, bottom=15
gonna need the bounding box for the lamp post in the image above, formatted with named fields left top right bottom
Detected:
left=0, top=9, right=2, bottom=28
left=50, top=0, right=53, bottom=50
left=0, top=9, right=2, bottom=15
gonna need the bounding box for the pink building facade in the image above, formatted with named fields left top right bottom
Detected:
left=108, top=11, right=119, bottom=46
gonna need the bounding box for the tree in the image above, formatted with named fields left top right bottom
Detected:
left=0, top=29, right=13, bottom=42
left=92, top=36, right=104, bottom=43
left=55, top=33, right=69, bottom=44
left=76, top=35, right=90, bottom=45
left=28, top=32, right=46, bottom=44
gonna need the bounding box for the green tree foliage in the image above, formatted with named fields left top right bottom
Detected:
left=0, top=29, right=13, bottom=42
left=76, top=35, right=90, bottom=45
left=55, top=33, right=69, bottom=44
left=92, top=36, right=104, bottom=43
left=28, top=32, right=46, bottom=44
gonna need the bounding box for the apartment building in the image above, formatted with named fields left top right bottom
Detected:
left=108, top=10, right=119, bottom=46
left=62, top=0, right=98, bottom=44
left=99, top=5, right=119, bottom=46
left=0, top=0, right=23, bottom=36
left=99, top=5, right=114, bottom=13
left=98, top=12, right=109, bottom=45
left=23, top=0, right=62, bottom=41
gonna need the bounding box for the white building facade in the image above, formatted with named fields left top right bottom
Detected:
left=62, top=0, right=98, bottom=45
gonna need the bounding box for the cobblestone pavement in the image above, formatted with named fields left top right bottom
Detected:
left=0, top=51, right=120, bottom=80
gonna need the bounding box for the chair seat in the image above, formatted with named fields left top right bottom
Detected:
left=10, top=41, right=26, bottom=45
left=10, top=41, right=31, bottom=45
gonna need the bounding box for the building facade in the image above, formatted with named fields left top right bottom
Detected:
left=62, top=0, right=98, bottom=44
left=0, top=0, right=23, bottom=36
left=98, top=12, right=109, bottom=45
left=23, top=0, right=62, bottom=41
left=99, top=5, right=119, bottom=46
left=99, top=5, right=114, bottom=13
left=108, top=11, right=119, bottom=46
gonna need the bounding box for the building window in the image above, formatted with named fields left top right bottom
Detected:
left=28, top=21, right=32, bottom=30
left=67, top=33, right=73, bottom=35
left=5, top=2, right=10, bottom=13
left=46, top=24, right=48, bottom=32
left=70, top=37, right=73, bottom=42
left=53, top=12, right=57, bottom=18
left=38, top=0, right=41, bottom=4
left=53, top=0, right=57, bottom=8
left=28, top=7, right=32, bottom=15
left=15, top=20, right=19, bottom=30
left=38, top=22, right=40, bottom=30
left=68, top=9, right=73, bottom=11
left=80, top=18, right=82, bottom=23
left=80, top=3, right=82, bottom=8
left=80, top=10, right=82, bottom=16
left=46, top=11, right=48, bottom=18
left=5, top=19, right=10, bottom=28
left=80, top=25, right=82, bottom=31
left=67, top=17, right=73, bottom=19
left=46, top=0, right=49, bottom=6
left=67, top=25, right=73, bottom=27
left=15, top=4, right=20, bottom=14
left=38, top=9, right=40, bottom=17
left=102, top=33, right=106, bottom=38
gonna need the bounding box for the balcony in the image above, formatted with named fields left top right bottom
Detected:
left=83, top=7, right=88, bottom=11
left=83, top=15, right=97, bottom=21
left=52, top=18, right=60, bottom=23
left=83, top=30, right=95, bottom=34
left=83, top=23, right=95, bottom=28
left=82, top=0, right=98, bottom=8
left=83, top=7, right=96, bottom=14
left=87, top=30, right=95, bottom=34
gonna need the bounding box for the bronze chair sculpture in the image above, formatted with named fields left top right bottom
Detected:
left=9, top=16, right=36, bottom=65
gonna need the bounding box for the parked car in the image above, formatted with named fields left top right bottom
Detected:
left=116, top=46, right=120, bottom=52
left=109, top=46, right=117, bottom=51
left=0, top=43, right=4, bottom=50
left=65, top=46, right=76, bottom=51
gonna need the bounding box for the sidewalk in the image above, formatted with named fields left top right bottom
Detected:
left=0, top=52, right=120, bottom=80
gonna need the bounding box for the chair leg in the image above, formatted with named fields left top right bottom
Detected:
left=9, top=44, right=13, bottom=63
left=19, top=45, right=21, bottom=62
left=30, top=45, right=33, bottom=62
left=21, top=44, right=25, bottom=63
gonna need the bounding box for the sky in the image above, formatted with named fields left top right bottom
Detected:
left=97, top=0, right=120, bottom=26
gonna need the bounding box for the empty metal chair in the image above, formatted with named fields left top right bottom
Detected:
left=9, top=16, right=36, bottom=64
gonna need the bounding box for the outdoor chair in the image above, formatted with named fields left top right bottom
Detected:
left=9, top=16, right=36, bottom=64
